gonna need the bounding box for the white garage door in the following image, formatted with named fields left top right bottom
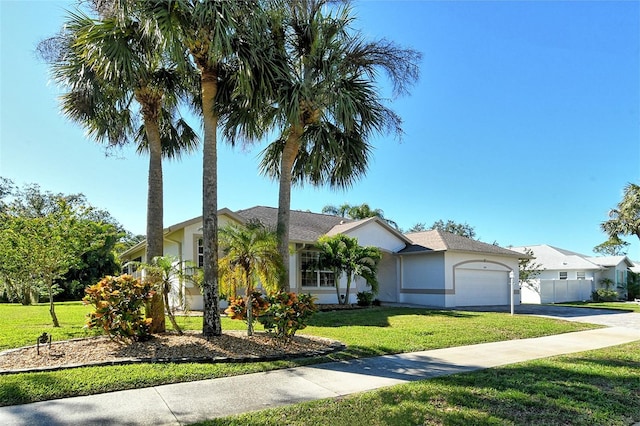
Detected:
left=455, top=268, right=510, bottom=306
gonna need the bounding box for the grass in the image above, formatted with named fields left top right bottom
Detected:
left=0, top=303, right=600, bottom=406
left=197, top=341, right=640, bottom=426
left=557, top=301, right=640, bottom=313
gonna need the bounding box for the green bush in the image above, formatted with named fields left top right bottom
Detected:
left=592, top=288, right=619, bottom=302
left=83, top=274, right=154, bottom=342
left=258, top=291, right=317, bottom=339
left=356, top=291, right=374, bottom=307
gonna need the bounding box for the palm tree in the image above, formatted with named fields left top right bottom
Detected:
left=44, top=9, right=199, bottom=332
left=142, top=0, right=280, bottom=337
left=142, top=255, right=200, bottom=335
left=316, top=234, right=381, bottom=305
left=258, top=0, right=421, bottom=290
left=601, top=183, right=640, bottom=245
left=219, top=221, right=283, bottom=335
left=323, top=202, right=399, bottom=229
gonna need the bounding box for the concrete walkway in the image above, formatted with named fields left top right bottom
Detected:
left=1, top=325, right=639, bottom=426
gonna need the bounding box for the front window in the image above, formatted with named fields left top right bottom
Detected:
left=197, top=238, right=204, bottom=268
left=300, top=250, right=335, bottom=287
left=577, top=272, right=585, bottom=280
left=559, top=271, right=568, bottom=280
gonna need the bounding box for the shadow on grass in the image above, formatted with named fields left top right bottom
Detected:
left=309, top=307, right=476, bottom=328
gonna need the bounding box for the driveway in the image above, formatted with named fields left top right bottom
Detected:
left=459, top=304, right=640, bottom=329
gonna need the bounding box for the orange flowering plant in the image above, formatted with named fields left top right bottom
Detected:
left=83, top=274, right=155, bottom=342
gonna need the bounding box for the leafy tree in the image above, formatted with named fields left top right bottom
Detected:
left=429, top=220, right=476, bottom=239
left=0, top=199, right=107, bottom=326
left=141, top=0, right=279, bottom=338
left=322, top=203, right=399, bottom=229
left=219, top=221, right=283, bottom=335
left=601, top=183, right=640, bottom=255
left=316, top=234, right=382, bottom=305
left=406, top=222, right=428, bottom=233
left=42, top=6, right=199, bottom=333
left=258, top=0, right=420, bottom=291
left=518, top=248, right=544, bottom=288
left=593, top=237, right=630, bottom=256
left=0, top=182, right=122, bottom=304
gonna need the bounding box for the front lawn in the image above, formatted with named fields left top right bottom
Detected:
left=199, top=341, right=640, bottom=426
left=0, top=303, right=600, bottom=406
left=558, top=301, right=640, bottom=313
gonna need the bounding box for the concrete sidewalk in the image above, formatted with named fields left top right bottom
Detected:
left=1, top=326, right=639, bottom=426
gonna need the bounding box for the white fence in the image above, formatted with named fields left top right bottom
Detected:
left=521, top=279, right=593, bottom=304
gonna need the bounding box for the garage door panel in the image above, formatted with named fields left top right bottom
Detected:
left=455, top=269, right=509, bottom=306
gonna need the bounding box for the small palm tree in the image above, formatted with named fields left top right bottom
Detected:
left=219, top=221, right=283, bottom=335
left=316, top=234, right=382, bottom=305
left=142, top=255, right=199, bottom=335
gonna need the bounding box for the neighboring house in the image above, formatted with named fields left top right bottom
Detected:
left=510, top=245, right=634, bottom=303
left=121, top=206, right=524, bottom=310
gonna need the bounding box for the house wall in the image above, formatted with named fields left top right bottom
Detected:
left=398, top=252, right=447, bottom=306
left=377, top=252, right=398, bottom=303
left=345, top=222, right=407, bottom=252
left=537, top=270, right=598, bottom=281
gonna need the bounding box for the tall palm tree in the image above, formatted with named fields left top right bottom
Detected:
left=45, top=9, right=199, bottom=332
left=219, top=221, right=283, bottom=335
left=142, top=0, right=280, bottom=337
left=258, top=0, right=421, bottom=290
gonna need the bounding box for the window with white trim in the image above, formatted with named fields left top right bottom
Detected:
left=300, top=250, right=335, bottom=287
left=576, top=272, right=585, bottom=280
left=559, top=271, right=568, bottom=280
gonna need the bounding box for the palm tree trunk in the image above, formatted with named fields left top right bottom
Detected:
left=201, top=70, right=222, bottom=338
left=276, top=126, right=302, bottom=292
left=163, top=281, right=183, bottom=335
left=143, top=103, right=166, bottom=333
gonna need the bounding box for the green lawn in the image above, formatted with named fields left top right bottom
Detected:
left=199, top=341, right=640, bottom=426
left=0, top=303, right=601, bottom=406
left=557, top=301, right=640, bottom=313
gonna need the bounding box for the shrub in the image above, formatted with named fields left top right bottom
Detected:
left=356, top=291, right=374, bottom=307
left=591, top=289, right=619, bottom=302
left=224, top=292, right=269, bottom=321
left=258, top=291, right=317, bottom=339
left=83, top=274, right=154, bottom=342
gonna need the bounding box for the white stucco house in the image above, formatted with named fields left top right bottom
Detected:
left=509, top=245, right=634, bottom=303
left=121, top=206, right=525, bottom=310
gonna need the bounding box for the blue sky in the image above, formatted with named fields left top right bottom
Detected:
left=1, top=1, right=638, bottom=258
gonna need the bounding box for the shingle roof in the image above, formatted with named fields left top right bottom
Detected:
left=235, top=206, right=351, bottom=242
left=509, top=245, right=603, bottom=270
left=401, top=229, right=525, bottom=258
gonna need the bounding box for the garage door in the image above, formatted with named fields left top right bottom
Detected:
left=455, top=268, right=510, bottom=306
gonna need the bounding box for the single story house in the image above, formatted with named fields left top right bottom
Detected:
left=509, top=245, right=634, bottom=303
left=121, top=206, right=525, bottom=309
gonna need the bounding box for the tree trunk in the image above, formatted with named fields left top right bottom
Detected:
left=201, top=69, right=222, bottom=338
left=46, top=277, right=60, bottom=327
left=276, top=127, right=302, bottom=292
left=142, top=99, right=166, bottom=333
left=245, top=269, right=253, bottom=336
left=163, top=281, right=183, bottom=335
left=344, top=274, right=352, bottom=306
